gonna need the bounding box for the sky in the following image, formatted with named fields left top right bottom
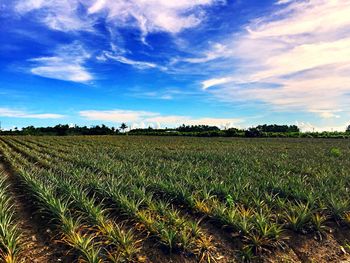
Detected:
left=0, top=0, right=350, bottom=131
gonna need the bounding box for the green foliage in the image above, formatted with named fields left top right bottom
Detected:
left=226, top=194, right=234, bottom=207
left=330, top=147, right=342, bottom=157
left=311, top=213, right=329, bottom=240
left=0, top=135, right=349, bottom=261
left=2, top=123, right=350, bottom=138
left=119, top=123, right=128, bottom=132
left=1, top=124, right=119, bottom=136
left=283, top=202, right=313, bottom=232
left=0, top=176, right=22, bottom=263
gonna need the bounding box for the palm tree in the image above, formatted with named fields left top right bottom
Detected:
left=120, top=123, right=128, bottom=133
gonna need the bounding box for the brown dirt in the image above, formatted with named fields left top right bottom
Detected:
left=286, top=231, right=350, bottom=263
left=333, top=224, right=350, bottom=244
left=263, top=247, right=301, bottom=263
left=140, top=240, right=197, bottom=263
left=199, top=220, right=240, bottom=262
left=0, top=160, right=74, bottom=263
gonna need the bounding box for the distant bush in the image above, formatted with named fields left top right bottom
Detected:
left=256, top=124, right=300, bottom=133
left=176, top=124, right=220, bottom=132
left=330, top=147, right=342, bottom=157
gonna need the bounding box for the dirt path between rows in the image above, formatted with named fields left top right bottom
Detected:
left=0, top=160, right=72, bottom=263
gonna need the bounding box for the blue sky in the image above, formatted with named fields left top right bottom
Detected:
left=0, top=0, right=349, bottom=131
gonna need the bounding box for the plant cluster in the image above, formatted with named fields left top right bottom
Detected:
left=0, top=175, right=22, bottom=263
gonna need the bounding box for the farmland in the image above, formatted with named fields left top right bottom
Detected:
left=0, top=136, right=349, bottom=262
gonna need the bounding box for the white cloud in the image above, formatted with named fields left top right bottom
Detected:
left=202, top=77, right=233, bottom=90
left=318, top=112, right=340, bottom=119
left=15, top=0, right=93, bottom=32
left=15, top=0, right=221, bottom=36
left=102, top=52, right=166, bottom=70
left=29, top=42, right=93, bottom=82
left=79, top=109, right=242, bottom=128
left=128, top=87, right=199, bottom=100
left=0, top=107, right=64, bottom=119
left=87, top=0, right=220, bottom=36
left=159, top=95, right=173, bottom=100
left=296, top=121, right=347, bottom=132
left=309, top=110, right=341, bottom=119
left=79, top=109, right=158, bottom=123
left=30, top=58, right=92, bottom=82
left=276, top=0, right=294, bottom=4
left=182, top=43, right=228, bottom=64
left=198, top=0, right=350, bottom=118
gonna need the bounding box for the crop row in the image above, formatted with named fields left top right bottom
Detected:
left=1, top=135, right=350, bottom=261
left=0, top=171, right=21, bottom=263
left=0, top=138, right=220, bottom=262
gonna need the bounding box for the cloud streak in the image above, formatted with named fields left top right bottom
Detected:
left=0, top=107, right=64, bottom=119
left=29, top=42, right=93, bottom=82
left=101, top=52, right=166, bottom=70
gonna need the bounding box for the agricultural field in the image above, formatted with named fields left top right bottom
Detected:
left=0, top=136, right=349, bottom=262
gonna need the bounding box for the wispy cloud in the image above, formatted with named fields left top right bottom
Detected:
left=202, top=77, right=233, bottom=90
left=101, top=52, right=166, bottom=70
left=15, top=0, right=94, bottom=32
left=309, top=110, right=341, bottom=119
left=195, top=0, right=350, bottom=119
left=15, top=0, right=222, bottom=38
left=79, top=109, right=242, bottom=129
left=0, top=107, right=64, bottom=119
left=128, top=87, right=200, bottom=100
left=180, top=43, right=228, bottom=64
left=29, top=42, right=93, bottom=82
left=87, top=0, right=222, bottom=38
left=129, top=91, right=174, bottom=100
left=80, top=109, right=158, bottom=123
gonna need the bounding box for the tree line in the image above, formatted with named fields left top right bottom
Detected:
left=1, top=123, right=349, bottom=138
left=0, top=124, right=120, bottom=136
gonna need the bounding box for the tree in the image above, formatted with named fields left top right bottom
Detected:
left=346, top=125, right=350, bottom=133
left=22, top=125, right=37, bottom=135
left=119, top=123, right=128, bottom=133
left=245, top=127, right=262, bottom=137
left=224, top=128, right=240, bottom=137
left=176, top=124, right=219, bottom=132
left=53, top=124, right=69, bottom=136
left=256, top=124, right=300, bottom=133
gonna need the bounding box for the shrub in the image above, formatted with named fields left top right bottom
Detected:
left=330, top=147, right=341, bottom=157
